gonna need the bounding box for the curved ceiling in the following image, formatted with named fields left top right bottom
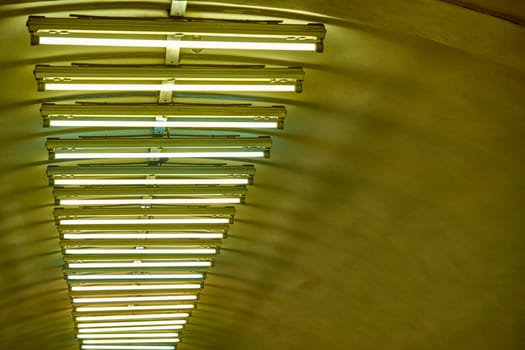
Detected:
left=0, top=1, right=524, bottom=350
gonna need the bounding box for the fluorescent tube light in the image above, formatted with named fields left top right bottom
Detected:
left=71, top=284, right=201, bottom=291
left=28, top=16, right=326, bottom=52
left=78, top=320, right=186, bottom=328
left=63, top=233, right=223, bottom=239
left=53, top=184, right=248, bottom=198
left=65, top=248, right=216, bottom=255
left=35, top=65, right=305, bottom=80
left=53, top=151, right=265, bottom=159
left=41, top=103, right=286, bottom=117
left=41, top=102, right=286, bottom=116
left=47, top=136, right=271, bottom=160
left=42, top=103, right=286, bottom=129
left=68, top=274, right=203, bottom=280
left=81, top=346, right=175, bottom=350
left=68, top=261, right=212, bottom=269
left=44, top=83, right=296, bottom=92
left=47, top=164, right=256, bottom=176
left=60, top=198, right=241, bottom=205
left=78, top=325, right=184, bottom=333
left=49, top=119, right=279, bottom=128
left=34, top=65, right=304, bottom=93
left=73, top=295, right=197, bottom=304
left=59, top=223, right=228, bottom=232
left=79, top=333, right=179, bottom=339
left=76, top=313, right=189, bottom=321
left=76, top=305, right=194, bottom=313
left=54, top=179, right=248, bottom=185
left=39, top=37, right=317, bottom=51
left=83, top=339, right=179, bottom=344
left=60, top=218, right=229, bottom=225
left=55, top=206, right=234, bottom=217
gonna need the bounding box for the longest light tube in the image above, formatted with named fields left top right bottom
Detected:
left=28, top=16, right=326, bottom=52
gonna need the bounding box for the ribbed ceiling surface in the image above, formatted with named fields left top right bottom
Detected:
left=0, top=1, right=524, bottom=349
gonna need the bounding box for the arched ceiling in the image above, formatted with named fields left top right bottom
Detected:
left=0, top=1, right=524, bottom=350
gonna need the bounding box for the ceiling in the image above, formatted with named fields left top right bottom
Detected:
left=0, top=0, right=524, bottom=349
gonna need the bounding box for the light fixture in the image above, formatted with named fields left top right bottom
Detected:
left=47, top=165, right=254, bottom=187
left=55, top=188, right=245, bottom=206
left=82, top=339, right=179, bottom=344
left=76, top=305, right=195, bottom=313
left=55, top=206, right=233, bottom=226
left=46, top=136, right=272, bottom=160
left=61, top=219, right=229, bottom=226
left=78, top=325, right=184, bottom=332
left=78, top=320, right=187, bottom=328
left=59, top=198, right=241, bottom=205
left=73, top=295, right=197, bottom=304
left=81, top=346, right=175, bottom=350
left=48, top=164, right=255, bottom=177
left=28, top=16, right=326, bottom=52
left=58, top=223, right=229, bottom=232
left=67, top=261, right=212, bottom=269
left=76, top=313, right=189, bottom=321
left=42, top=103, right=286, bottom=129
left=55, top=206, right=235, bottom=217
left=63, top=233, right=224, bottom=240
left=54, top=179, right=249, bottom=185
left=34, top=65, right=304, bottom=92
left=68, top=273, right=203, bottom=280
left=70, top=284, right=201, bottom=291
left=65, top=248, right=217, bottom=255
left=79, top=333, right=179, bottom=339
left=53, top=184, right=247, bottom=198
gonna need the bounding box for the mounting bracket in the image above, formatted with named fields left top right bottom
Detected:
left=170, top=0, right=187, bottom=17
